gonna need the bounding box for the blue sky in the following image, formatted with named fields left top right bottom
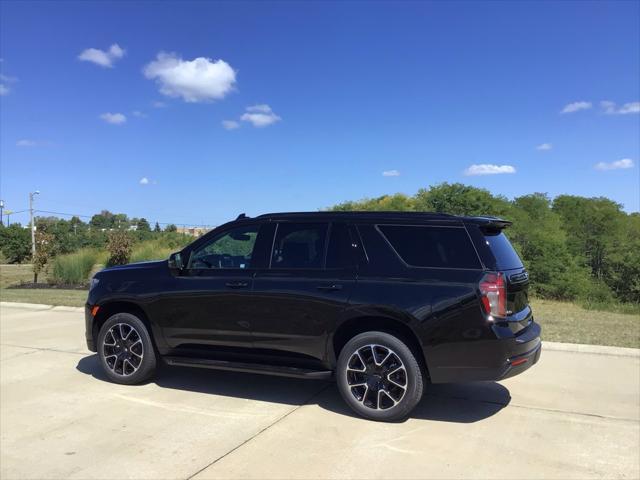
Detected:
left=1, top=1, right=639, bottom=227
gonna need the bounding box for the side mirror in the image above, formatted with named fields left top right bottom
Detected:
left=168, top=252, right=184, bottom=271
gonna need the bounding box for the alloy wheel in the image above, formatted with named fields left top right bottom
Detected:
left=345, top=344, right=408, bottom=410
left=102, top=323, right=144, bottom=377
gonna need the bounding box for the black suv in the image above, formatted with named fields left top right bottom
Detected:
left=85, top=212, right=541, bottom=421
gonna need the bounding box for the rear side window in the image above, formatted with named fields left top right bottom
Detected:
left=483, top=230, right=523, bottom=270
left=271, top=223, right=328, bottom=269
left=378, top=225, right=481, bottom=269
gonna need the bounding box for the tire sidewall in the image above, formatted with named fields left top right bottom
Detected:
left=336, top=331, right=424, bottom=422
left=97, top=313, right=157, bottom=385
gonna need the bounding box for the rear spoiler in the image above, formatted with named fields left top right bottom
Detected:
left=466, top=216, right=513, bottom=231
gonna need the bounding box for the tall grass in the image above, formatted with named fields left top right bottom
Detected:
left=130, top=240, right=174, bottom=263
left=51, top=248, right=103, bottom=285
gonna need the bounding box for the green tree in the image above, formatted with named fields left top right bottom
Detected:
left=136, top=218, right=151, bottom=232
left=154, top=222, right=161, bottom=232
left=414, top=183, right=511, bottom=216
left=0, top=224, right=31, bottom=263
left=165, top=224, right=177, bottom=233
left=552, top=196, right=625, bottom=280
left=507, top=194, right=593, bottom=299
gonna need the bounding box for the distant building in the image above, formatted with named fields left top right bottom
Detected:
left=176, top=226, right=210, bottom=237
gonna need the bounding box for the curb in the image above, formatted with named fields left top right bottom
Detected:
left=0, top=302, right=638, bottom=357
left=0, top=302, right=84, bottom=313
left=543, top=341, right=639, bottom=358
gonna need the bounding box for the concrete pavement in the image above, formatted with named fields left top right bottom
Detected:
left=1, top=303, right=638, bottom=479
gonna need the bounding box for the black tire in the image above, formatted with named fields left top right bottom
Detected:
left=97, top=313, right=157, bottom=385
left=336, top=331, right=424, bottom=421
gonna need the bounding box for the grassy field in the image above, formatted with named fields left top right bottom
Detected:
left=0, top=264, right=87, bottom=307
left=0, top=264, right=637, bottom=348
left=531, top=299, right=639, bottom=349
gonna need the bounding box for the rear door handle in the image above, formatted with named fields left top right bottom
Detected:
left=226, top=281, right=249, bottom=289
left=317, top=284, right=343, bottom=292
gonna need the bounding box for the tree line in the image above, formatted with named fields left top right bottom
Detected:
left=1, top=186, right=638, bottom=305
left=330, top=183, right=639, bottom=305
left=0, top=210, right=179, bottom=265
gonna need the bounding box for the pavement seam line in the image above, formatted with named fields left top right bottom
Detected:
left=0, top=343, right=87, bottom=356
left=184, top=383, right=333, bottom=480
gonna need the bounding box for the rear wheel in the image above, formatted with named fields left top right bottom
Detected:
left=336, top=331, right=424, bottom=421
left=97, top=313, right=157, bottom=385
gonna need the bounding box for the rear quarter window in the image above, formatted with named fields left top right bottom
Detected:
left=378, top=225, right=481, bottom=269
left=483, top=230, right=523, bottom=270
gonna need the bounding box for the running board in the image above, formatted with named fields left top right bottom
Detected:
left=163, top=356, right=333, bottom=380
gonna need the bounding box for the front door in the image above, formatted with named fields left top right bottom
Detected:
left=159, top=223, right=262, bottom=350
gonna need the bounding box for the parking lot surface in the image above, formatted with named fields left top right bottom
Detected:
left=1, top=303, right=639, bottom=479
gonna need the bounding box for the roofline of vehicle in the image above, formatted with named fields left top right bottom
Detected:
left=242, top=211, right=512, bottom=227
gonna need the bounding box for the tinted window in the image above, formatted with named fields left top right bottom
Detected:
left=326, top=223, right=355, bottom=268
left=483, top=230, right=523, bottom=270
left=189, top=225, right=258, bottom=269
left=378, top=225, right=481, bottom=269
left=271, top=223, right=328, bottom=269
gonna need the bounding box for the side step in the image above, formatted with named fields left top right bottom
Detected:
left=163, top=356, right=333, bottom=380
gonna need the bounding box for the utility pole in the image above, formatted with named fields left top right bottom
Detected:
left=29, top=191, right=40, bottom=258
left=0, top=200, right=4, bottom=225
left=4, top=210, right=12, bottom=227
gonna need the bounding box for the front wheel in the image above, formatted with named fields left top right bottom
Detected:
left=97, top=313, right=157, bottom=385
left=336, top=331, right=424, bottom=421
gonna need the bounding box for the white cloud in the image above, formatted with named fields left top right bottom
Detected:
left=561, top=101, right=592, bottom=114
left=240, top=104, right=281, bottom=127
left=594, top=158, right=634, bottom=171
left=16, top=139, right=37, bottom=147
left=0, top=73, right=18, bottom=96
left=382, top=170, right=400, bottom=177
left=464, top=164, right=516, bottom=176
left=222, top=120, right=240, bottom=130
left=600, top=100, right=640, bottom=115
left=143, top=52, right=236, bottom=103
left=78, top=44, right=125, bottom=68
left=99, top=112, right=127, bottom=125
left=151, top=101, right=166, bottom=108
left=139, top=177, right=149, bottom=185
left=132, top=110, right=147, bottom=118
left=536, top=143, right=553, bottom=151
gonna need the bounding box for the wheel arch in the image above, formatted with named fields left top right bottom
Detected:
left=330, top=315, right=430, bottom=379
left=93, top=301, right=159, bottom=351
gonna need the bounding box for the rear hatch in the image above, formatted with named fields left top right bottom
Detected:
left=483, top=229, right=529, bottom=315
left=469, top=222, right=532, bottom=333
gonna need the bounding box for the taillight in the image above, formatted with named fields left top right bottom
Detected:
left=479, top=272, right=506, bottom=319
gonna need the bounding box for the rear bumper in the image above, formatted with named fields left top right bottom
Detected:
left=426, top=320, right=542, bottom=383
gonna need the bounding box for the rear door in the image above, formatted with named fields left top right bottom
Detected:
left=250, top=222, right=357, bottom=362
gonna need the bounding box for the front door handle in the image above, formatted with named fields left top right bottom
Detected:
left=317, top=284, right=343, bottom=292
left=226, top=281, right=249, bottom=289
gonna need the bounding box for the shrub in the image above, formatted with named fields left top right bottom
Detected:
left=51, top=248, right=100, bottom=285
left=106, top=230, right=133, bottom=267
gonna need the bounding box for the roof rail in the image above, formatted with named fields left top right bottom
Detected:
left=236, top=213, right=249, bottom=220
